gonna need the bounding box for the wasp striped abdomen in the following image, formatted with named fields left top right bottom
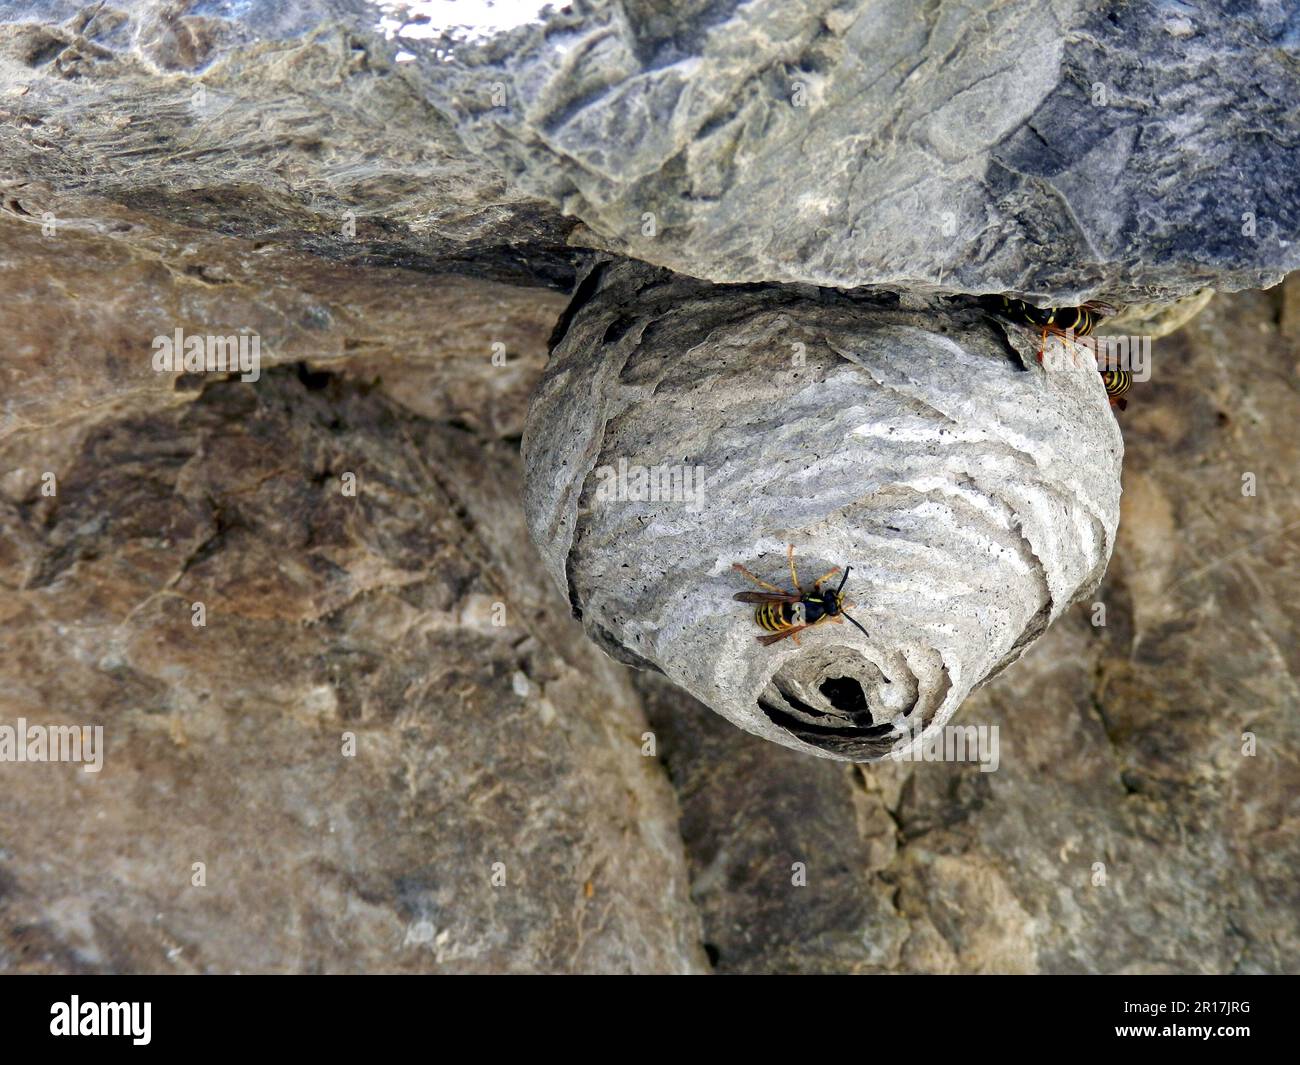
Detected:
left=732, top=545, right=870, bottom=647
left=1101, top=369, right=1132, bottom=409
left=755, top=601, right=796, bottom=632
left=987, top=296, right=1103, bottom=336
left=1050, top=304, right=1100, bottom=336
left=983, top=295, right=1131, bottom=410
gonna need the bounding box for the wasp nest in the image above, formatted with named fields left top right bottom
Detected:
left=523, top=262, right=1123, bottom=761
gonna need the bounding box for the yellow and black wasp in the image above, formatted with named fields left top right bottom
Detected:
left=982, top=295, right=1112, bottom=357
left=1100, top=368, right=1132, bottom=410
left=732, top=544, right=870, bottom=646
left=981, top=295, right=1129, bottom=409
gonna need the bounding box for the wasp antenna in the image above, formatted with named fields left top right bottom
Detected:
left=836, top=566, right=851, bottom=593
left=843, top=612, right=870, bottom=638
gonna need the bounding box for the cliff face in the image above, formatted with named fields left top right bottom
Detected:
left=0, top=1, right=1296, bottom=973
left=415, top=0, right=1300, bottom=301
left=0, top=206, right=708, bottom=973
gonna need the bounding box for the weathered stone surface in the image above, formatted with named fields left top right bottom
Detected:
left=1105, top=288, right=1215, bottom=340
left=0, top=0, right=577, bottom=288
left=4, top=3, right=1294, bottom=303
left=0, top=207, right=566, bottom=442
left=638, top=286, right=1300, bottom=973
left=0, top=238, right=705, bottom=973
left=636, top=673, right=910, bottom=972
left=411, top=0, right=1300, bottom=302
left=524, top=259, right=1123, bottom=761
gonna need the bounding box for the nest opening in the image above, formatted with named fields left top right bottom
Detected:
left=756, top=647, right=906, bottom=758
left=818, top=676, right=872, bottom=721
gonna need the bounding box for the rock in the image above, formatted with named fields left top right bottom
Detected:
left=523, top=260, right=1123, bottom=761
left=1104, top=289, right=1215, bottom=340
left=0, top=0, right=1294, bottom=978
left=0, top=205, right=566, bottom=442
left=5, top=3, right=1295, bottom=302
left=636, top=672, right=910, bottom=973
left=411, top=0, right=1300, bottom=302
left=0, top=221, right=705, bottom=973
left=0, top=0, right=576, bottom=288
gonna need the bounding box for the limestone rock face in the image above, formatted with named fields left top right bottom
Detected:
left=0, top=0, right=575, bottom=287
left=523, top=261, right=1123, bottom=761
left=0, top=215, right=705, bottom=975
left=0, top=202, right=566, bottom=443
left=410, top=0, right=1300, bottom=302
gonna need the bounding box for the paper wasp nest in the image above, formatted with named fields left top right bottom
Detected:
left=523, top=261, right=1123, bottom=761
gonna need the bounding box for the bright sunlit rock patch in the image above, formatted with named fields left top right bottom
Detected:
left=373, top=0, right=550, bottom=59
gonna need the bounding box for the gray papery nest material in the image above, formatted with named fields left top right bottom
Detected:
left=524, top=262, right=1123, bottom=761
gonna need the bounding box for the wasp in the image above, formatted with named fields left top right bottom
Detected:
left=1100, top=368, right=1132, bottom=410
left=982, top=295, right=1129, bottom=409
left=982, top=295, right=1114, bottom=357
left=732, top=544, right=870, bottom=646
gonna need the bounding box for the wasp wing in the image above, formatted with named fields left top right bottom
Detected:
left=756, top=623, right=810, bottom=646
left=733, top=591, right=801, bottom=604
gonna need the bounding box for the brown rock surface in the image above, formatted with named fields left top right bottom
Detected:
left=2, top=191, right=1294, bottom=973
left=0, top=220, right=704, bottom=972
left=0, top=207, right=565, bottom=441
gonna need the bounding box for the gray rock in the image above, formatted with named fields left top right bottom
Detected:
left=8, top=2, right=1292, bottom=302
left=523, top=260, right=1123, bottom=761
left=411, top=0, right=1300, bottom=302
left=0, top=0, right=576, bottom=288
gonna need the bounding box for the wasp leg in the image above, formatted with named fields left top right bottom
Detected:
left=732, top=562, right=785, bottom=594
left=791, top=629, right=801, bottom=646
left=787, top=544, right=803, bottom=593
left=811, top=567, right=841, bottom=588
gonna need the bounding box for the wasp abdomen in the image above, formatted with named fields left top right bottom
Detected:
left=755, top=598, right=831, bottom=631
left=755, top=602, right=796, bottom=631
left=1101, top=369, right=1132, bottom=400
left=989, top=296, right=1099, bottom=336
